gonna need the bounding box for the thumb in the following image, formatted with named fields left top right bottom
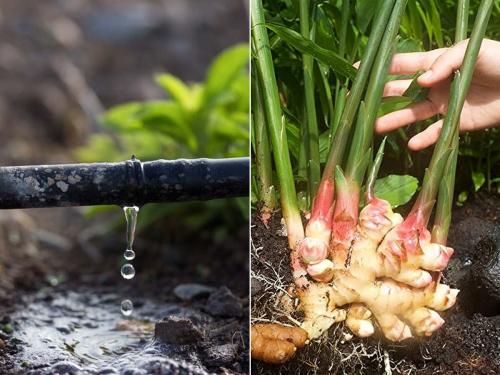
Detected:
left=417, top=40, right=469, bottom=87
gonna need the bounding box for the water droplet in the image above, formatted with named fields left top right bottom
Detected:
left=124, top=249, right=135, bottom=260
left=123, top=206, right=139, bottom=250
left=121, top=263, right=135, bottom=280
left=121, top=299, right=133, bottom=316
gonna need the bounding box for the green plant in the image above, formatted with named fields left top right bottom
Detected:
left=256, top=0, right=500, bottom=201
left=384, top=0, right=500, bottom=199
left=76, top=44, right=249, bottom=240
left=252, top=0, right=500, bottom=206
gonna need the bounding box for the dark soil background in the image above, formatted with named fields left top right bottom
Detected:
left=251, top=193, right=500, bottom=375
left=0, top=1, right=249, bottom=374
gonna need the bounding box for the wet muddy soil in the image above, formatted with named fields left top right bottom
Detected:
left=251, top=193, right=500, bottom=375
left=0, top=215, right=249, bottom=374
left=2, top=284, right=247, bottom=374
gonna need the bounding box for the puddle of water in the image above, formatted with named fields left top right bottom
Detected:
left=11, top=290, right=211, bottom=374
left=12, top=292, right=152, bottom=370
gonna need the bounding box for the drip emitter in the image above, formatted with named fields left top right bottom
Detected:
left=0, top=157, right=249, bottom=209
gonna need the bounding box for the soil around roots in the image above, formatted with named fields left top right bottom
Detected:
left=251, top=193, right=500, bottom=375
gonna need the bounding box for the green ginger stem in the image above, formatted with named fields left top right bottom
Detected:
left=432, top=0, right=470, bottom=244
left=300, top=0, right=321, bottom=199
left=252, top=65, right=276, bottom=217
left=319, top=0, right=396, bottom=185
left=251, top=0, right=304, bottom=248
left=412, top=0, right=493, bottom=229
left=345, top=0, right=407, bottom=188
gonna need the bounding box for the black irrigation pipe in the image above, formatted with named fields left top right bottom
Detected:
left=0, top=157, right=249, bottom=209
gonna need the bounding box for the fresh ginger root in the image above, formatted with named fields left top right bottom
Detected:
left=252, top=197, right=458, bottom=364
left=297, top=197, right=458, bottom=342
left=251, top=324, right=308, bottom=364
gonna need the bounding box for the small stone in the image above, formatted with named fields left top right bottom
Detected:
left=55, top=326, right=72, bottom=334
left=98, top=368, right=118, bottom=375
left=205, top=287, right=243, bottom=318
left=83, top=321, right=99, bottom=329
left=51, top=361, right=82, bottom=374
left=122, top=370, right=147, bottom=375
left=203, top=344, right=238, bottom=367
left=155, top=316, right=203, bottom=345
left=173, top=284, right=215, bottom=301
left=0, top=338, right=6, bottom=349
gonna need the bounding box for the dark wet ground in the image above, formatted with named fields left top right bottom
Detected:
left=251, top=193, right=500, bottom=375
left=5, top=284, right=246, bottom=374
left=0, top=217, right=249, bottom=374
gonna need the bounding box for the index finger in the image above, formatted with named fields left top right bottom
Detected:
left=389, top=48, right=448, bottom=75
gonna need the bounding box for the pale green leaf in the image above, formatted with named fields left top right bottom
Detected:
left=204, top=44, right=249, bottom=105
left=374, top=174, right=419, bottom=208
left=155, top=74, right=192, bottom=109
left=471, top=170, right=485, bottom=192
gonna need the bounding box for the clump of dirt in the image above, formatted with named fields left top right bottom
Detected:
left=251, top=193, right=500, bottom=374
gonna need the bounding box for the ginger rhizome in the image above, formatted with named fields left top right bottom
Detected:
left=251, top=324, right=308, bottom=364
left=297, top=193, right=458, bottom=341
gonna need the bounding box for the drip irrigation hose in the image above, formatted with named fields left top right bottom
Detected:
left=0, top=157, right=249, bottom=209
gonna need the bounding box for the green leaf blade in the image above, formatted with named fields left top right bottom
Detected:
left=374, top=174, right=419, bottom=208
left=266, top=23, right=356, bottom=80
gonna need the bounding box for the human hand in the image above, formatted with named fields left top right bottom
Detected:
left=376, top=38, right=500, bottom=150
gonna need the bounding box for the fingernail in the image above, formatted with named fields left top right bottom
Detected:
left=419, top=70, right=433, bottom=81
left=408, top=138, right=418, bottom=150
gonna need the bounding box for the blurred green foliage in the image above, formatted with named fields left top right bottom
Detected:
left=76, top=44, right=249, bottom=241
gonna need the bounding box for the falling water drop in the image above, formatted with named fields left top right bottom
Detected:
left=121, top=263, right=135, bottom=280
left=123, top=206, right=139, bottom=250
left=121, top=206, right=139, bottom=314
left=124, top=249, right=135, bottom=260
left=121, top=299, right=133, bottom=316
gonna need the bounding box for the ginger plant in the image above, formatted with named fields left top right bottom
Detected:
left=251, top=0, right=493, bottom=364
left=298, top=0, right=399, bottom=285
